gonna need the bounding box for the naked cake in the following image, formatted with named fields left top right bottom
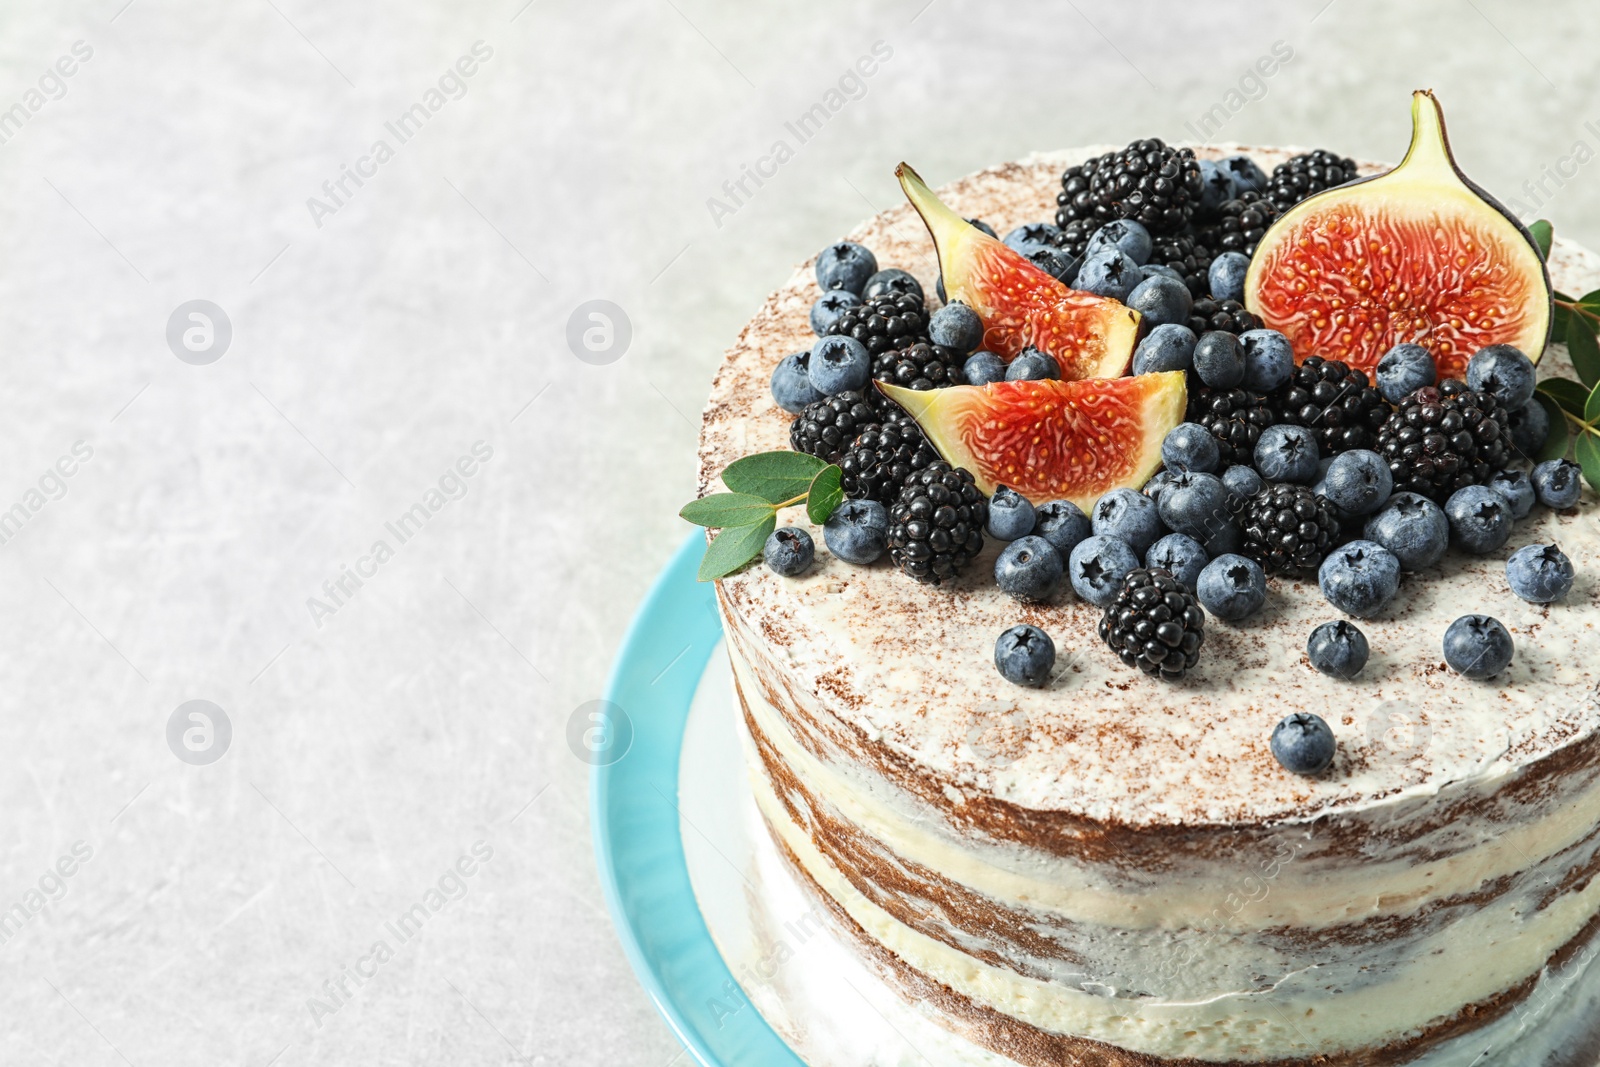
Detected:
left=688, top=93, right=1600, bottom=1065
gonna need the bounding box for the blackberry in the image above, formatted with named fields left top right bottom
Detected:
left=826, top=293, right=928, bottom=357
left=1192, top=191, right=1279, bottom=258
left=790, top=390, right=882, bottom=464
left=1097, top=568, right=1206, bottom=680
left=838, top=421, right=939, bottom=504
left=1148, top=231, right=1214, bottom=298
left=874, top=340, right=967, bottom=391
left=1375, top=379, right=1513, bottom=503
left=1052, top=216, right=1103, bottom=272
left=1186, top=386, right=1274, bottom=467
left=1240, top=483, right=1343, bottom=578
left=1267, top=150, right=1360, bottom=211
left=1267, top=357, right=1392, bottom=455
left=1056, top=140, right=1203, bottom=234
left=1187, top=298, right=1260, bottom=336
left=887, top=462, right=987, bottom=585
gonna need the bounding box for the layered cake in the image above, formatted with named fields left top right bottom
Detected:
left=690, top=94, right=1600, bottom=1064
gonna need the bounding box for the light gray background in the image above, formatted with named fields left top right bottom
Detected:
left=0, top=1, right=1594, bottom=1064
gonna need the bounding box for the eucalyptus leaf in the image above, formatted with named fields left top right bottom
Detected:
left=1532, top=393, right=1570, bottom=464
left=679, top=492, right=775, bottom=529
left=806, top=465, right=844, bottom=524
left=1576, top=432, right=1600, bottom=494
left=1539, top=377, right=1593, bottom=417
left=1565, top=317, right=1600, bottom=389
left=722, top=451, right=828, bottom=504
left=697, top=514, right=776, bottom=581
left=1530, top=219, right=1553, bottom=260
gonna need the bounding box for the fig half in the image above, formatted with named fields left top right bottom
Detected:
left=1244, top=90, right=1552, bottom=379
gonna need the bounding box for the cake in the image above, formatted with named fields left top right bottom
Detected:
left=692, top=132, right=1600, bottom=1063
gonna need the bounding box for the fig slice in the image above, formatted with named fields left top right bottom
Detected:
left=1243, top=90, right=1552, bottom=380
left=896, top=163, right=1141, bottom=378
left=881, top=372, right=1186, bottom=511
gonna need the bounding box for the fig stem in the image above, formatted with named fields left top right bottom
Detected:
left=1557, top=408, right=1600, bottom=438
left=1554, top=298, right=1600, bottom=326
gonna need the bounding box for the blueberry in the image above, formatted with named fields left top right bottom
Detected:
left=1532, top=459, right=1583, bottom=509
left=808, top=335, right=872, bottom=396
left=1318, top=540, right=1401, bottom=618
left=1084, top=219, right=1153, bottom=266
left=1003, top=222, right=1063, bottom=256
left=1321, top=449, right=1392, bottom=515
left=965, top=351, right=1006, bottom=386
left=1196, top=553, right=1267, bottom=621
left=1035, top=500, right=1092, bottom=555
left=1132, top=324, right=1198, bottom=374
left=1239, top=329, right=1295, bottom=392
left=1466, top=344, right=1537, bottom=410
left=1157, top=471, right=1230, bottom=540
left=1375, top=343, right=1436, bottom=404
left=1193, top=331, right=1245, bottom=388
left=1162, top=422, right=1222, bottom=474
left=1443, top=614, right=1514, bottom=679
left=1068, top=535, right=1140, bottom=607
left=1092, top=487, right=1165, bottom=555
left=1306, top=620, right=1369, bottom=679
left=1220, top=154, right=1268, bottom=195
left=1142, top=469, right=1180, bottom=503
left=966, top=217, right=997, bottom=238
left=1196, top=160, right=1235, bottom=215
left=1075, top=250, right=1142, bottom=302
left=1487, top=468, right=1535, bottom=520
left=764, top=527, right=815, bottom=577
left=1126, top=275, right=1193, bottom=328
left=815, top=241, right=877, bottom=294
left=995, top=536, right=1064, bottom=603
left=809, top=290, right=860, bottom=337
left=1270, top=713, right=1336, bottom=774
left=1445, top=485, right=1512, bottom=554
left=1508, top=400, right=1551, bottom=460
left=823, top=499, right=888, bottom=564
left=995, top=624, right=1055, bottom=687
left=1363, top=492, right=1449, bottom=571
left=1201, top=520, right=1243, bottom=558
left=1208, top=252, right=1251, bottom=303
left=1007, top=346, right=1061, bottom=381
left=1221, top=464, right=1264, bottom=501
left=1025, top=246, right=1075, bottom=283
left=1506, top=543, right=1575, bottom=603
left=1141, top=264, right=1185, bottom=285
left=929, top=301, right=984, bottom=353
left=1146, top=533, right=1208, bottom=590
left=987, top=486, right=1037, bottom=541
left=1254, top=424, right=1321, bottom=484
left=862, top=268, right=924, bottom=304
left=770, top=351, right=823, bottom=414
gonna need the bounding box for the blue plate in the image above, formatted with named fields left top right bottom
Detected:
left=592, top=534, right=808, bottom=1066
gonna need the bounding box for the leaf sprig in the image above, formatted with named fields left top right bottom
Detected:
left=1531, top=220, right=1600, bottom=491
left=680, top=451, right=844, bottom=581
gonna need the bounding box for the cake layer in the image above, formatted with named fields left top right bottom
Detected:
left=699, top=146, right=1600, bottom=1064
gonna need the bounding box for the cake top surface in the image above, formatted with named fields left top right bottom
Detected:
left=697, top=145, right=1600, bottom=828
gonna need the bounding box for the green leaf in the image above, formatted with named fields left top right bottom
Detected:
left=1580, top=288, right=1600, bottom=311
left=1588, top=380, right=1600, bottom=424
left=1576, top=432, right=1600, bottom=494
left=722, top=451, right=827, bottom=504
left=1530, top=219, right=1553, bottom=260
left=1539, top=377, right=1593, bottom=418
left=697, top=514, right=776, bottom=581
left=1554, top=300, right=1572, bottom=344
left=1531, top=392, right=1570, bottom=463
left=1565, top=316, right=1600, bottom=389
left=679, top=492, right=775, bottom=529
left=806, top=465, right=844, bottom=524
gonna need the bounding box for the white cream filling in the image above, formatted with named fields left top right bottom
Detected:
left=751, top=744, right=1600, bottom=1062
left=730, top=635, right=1600, bottom=936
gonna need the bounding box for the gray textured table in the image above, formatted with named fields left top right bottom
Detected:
left=0, top=2, right=1594, bottom=1064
